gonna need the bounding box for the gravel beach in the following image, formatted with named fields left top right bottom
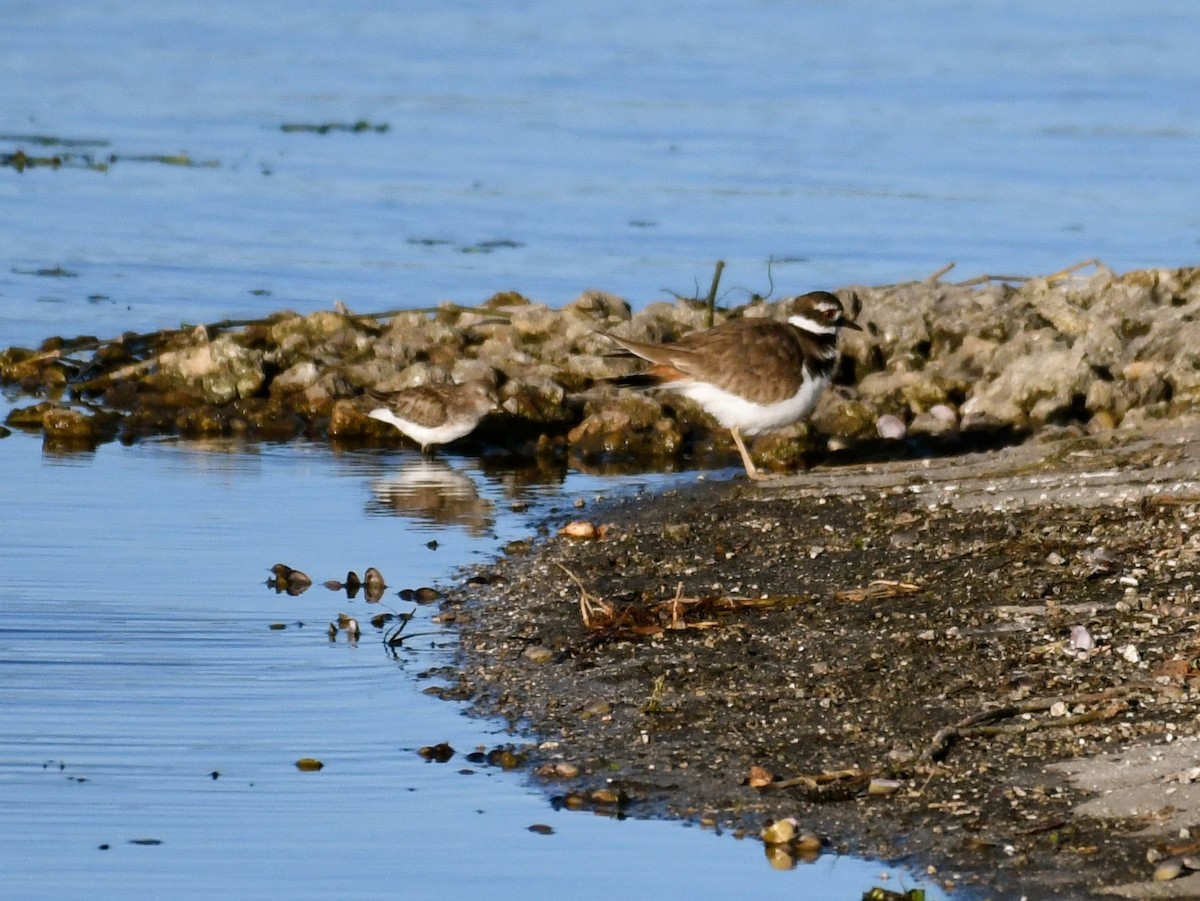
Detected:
left=438, top=420, right=1200, bottom=899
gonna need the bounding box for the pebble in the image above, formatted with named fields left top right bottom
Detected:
left=1069, top=625, right=1095, bottom=651
left=521, top=645, right=555, bottom=664
left=1153, top=857, right=1185, bottom=881
left=876, top=414, right=907, bottom=440
left=559, top=521, right=597, bottom=540
left=760, top=817, right=797, bottom=845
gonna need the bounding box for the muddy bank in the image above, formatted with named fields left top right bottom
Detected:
left=436, top=420, right=1200, bottom=899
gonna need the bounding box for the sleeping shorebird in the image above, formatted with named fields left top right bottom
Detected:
left=605, top=291, right=860, bottom=480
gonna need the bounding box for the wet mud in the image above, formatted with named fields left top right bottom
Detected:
left=438, top=421, right=1200, bottom=899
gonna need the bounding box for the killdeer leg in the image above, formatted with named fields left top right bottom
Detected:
left=729, top=427, right=768, bottom=481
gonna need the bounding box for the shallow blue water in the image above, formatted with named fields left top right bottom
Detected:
left=3, top=1, right=1198, bottom=897
left=0, top=432, right=951, bottom=900
left=3, top=1, right=1198, bottom=350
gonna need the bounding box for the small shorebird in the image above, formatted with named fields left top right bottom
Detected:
left=366, top=382, right=497, bottom=455
left=605, top=291, right=860, bottom=480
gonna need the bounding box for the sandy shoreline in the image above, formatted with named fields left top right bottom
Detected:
left=439, top=420, right=1200, bottom=899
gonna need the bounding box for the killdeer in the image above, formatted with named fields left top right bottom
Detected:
left=366, top=381, right=497, bottom=455
left=605, top=291, right=861, bottom=480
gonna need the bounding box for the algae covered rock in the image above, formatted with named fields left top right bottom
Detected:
left=3, top=264, right=1200, bottom=466
left=568, top=392, right=681, bottom=461
left=41, top=406, right=120, bottom=445
left=152, top=332, right=265, bottom=405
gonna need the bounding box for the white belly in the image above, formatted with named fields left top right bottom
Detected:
left=671, top=372, right=830, bottom=436
left=368, top=409, right=477, bottom=447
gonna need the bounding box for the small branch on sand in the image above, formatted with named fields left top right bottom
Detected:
left=759, top=767, right=874, bottom=802
left=965, top=701, right=1127, bottom=738
left=555, top=562, right=612, bottom=629
left=919, top=686, right=1136, bottom=763
left=834, top=580, right=922, bottom=602
left=760, top=767, right=868, bottom=791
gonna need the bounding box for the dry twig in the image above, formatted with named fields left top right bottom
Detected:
left=834, top=580, right=922, bottom=602
left=760, top=768, right=874, bottom=802
left=555, top=563, right=612, bottom=629
left=920, top=686, right=1137, bottom=763
left=925, top=262, right=956, bottom=283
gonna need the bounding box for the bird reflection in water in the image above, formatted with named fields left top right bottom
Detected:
left=368, top=459, right=494, bottom=537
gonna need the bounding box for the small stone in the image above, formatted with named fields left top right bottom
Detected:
left=590, top=788, right=623, bottom=805
left=867, top=778, right=901, bottom=796
left=746, top=765, right=774, bottom=788
left=1119, top=644, right=1141, bottom=664
left=662, top=522, right=692, bottom=542
left=534, top=762, right=573, bottom=780
left=928, top=403, right=957, bottom=423
left=1069, top=625, right=1095, bottom=651
left=1086, top=410, right=1117, bottom=433
left=794, top=831, right=822, bottom=854
left=580, top=699, right=612, bottom=718
left=1153, top=857, right=1185, bottom=881
left=417, top=742, right=455, bottom=763
left=760, top=817, right=797, bottom=845
left=559, top=520, right=597, bottom=540
left=522, top=645, right=554, bottom=664
left=876, top=414, right=907, bottom=440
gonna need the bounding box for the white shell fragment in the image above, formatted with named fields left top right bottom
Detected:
left=1069, top=625, right=1095, bottom=651
left=876, top=414, right=907, bottom=440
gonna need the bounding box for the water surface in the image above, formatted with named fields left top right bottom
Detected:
left=3, top=1, right=1197, bottom=350
left=0, top=431, right=949, bottom=900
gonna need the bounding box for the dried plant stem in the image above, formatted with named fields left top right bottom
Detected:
left=920, top=685, right=1137, bottom=763
left=704, top=260, right=725, bottom=328
left=925, top=262, right=956, bottom=283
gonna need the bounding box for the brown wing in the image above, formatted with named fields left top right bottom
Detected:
left=610, top=320, right=809, bottom=405
left=379, top=385, right=452, bottom=428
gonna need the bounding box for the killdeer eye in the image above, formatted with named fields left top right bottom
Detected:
left=822, top=307, right=838, bottom=320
